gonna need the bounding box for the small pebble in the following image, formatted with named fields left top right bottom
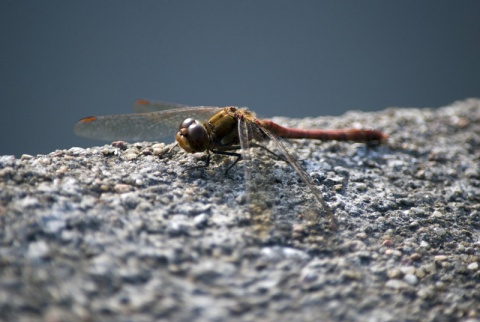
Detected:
left=434, top=255, right=448, bottom=262
left=355, top=232, right=367, bottom=240
left=385, top=249, right=402, bottom=257
left=415, top=268, right=426, bottom=279
left=114, top=183, right=133, bottom=193
left=387, top=268, right=403, bottom=279
left=403, top=274, right=418, bottom=285
left=400, top=266, right=416, bottom=275
left=381, top=239, right=394, bottom=247
left=419, top=240, right=430, bottom=248
left=410, top=253, right=422, bottom=261
left=431, top=210, right=444, bottom=218
left=386, top=279, right=409, bottom=290
left=467, top=262, right=478, bottom=271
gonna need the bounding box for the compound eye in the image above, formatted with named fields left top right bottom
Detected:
left=176, top=119, right=209, bottom=153
left=187, top=123, right=209, bottom=148
left=180, top=118, right=196, bottom=130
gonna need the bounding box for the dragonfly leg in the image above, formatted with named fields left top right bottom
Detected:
left=249, top=143, right=288, bottom=163
left=162, top=143, right=180, bottom=160
left=165, top=143, right=179, bottom=154
left=184, top=153, right=212, bottom=173
left=185, top=150, right=242, bottom=175
left=211, top=150, right=243, bottom=174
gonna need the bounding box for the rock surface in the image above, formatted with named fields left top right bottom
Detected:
left=1, top=99, right=479, bottom=321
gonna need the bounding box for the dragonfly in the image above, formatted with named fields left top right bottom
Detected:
left=74, top=99, right=387, bottom=229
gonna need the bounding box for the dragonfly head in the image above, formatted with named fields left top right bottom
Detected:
left=176, top=118, right=210, bottom=153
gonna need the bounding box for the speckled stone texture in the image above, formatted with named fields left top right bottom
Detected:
left=1, top=99, right=479, bottom=321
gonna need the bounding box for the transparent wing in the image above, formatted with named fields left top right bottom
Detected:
left=74, top=106, right=222, bottom=142
left=132, top=99, right=192, bottom=113
left=238, top=118, right=274, bottom=236
left=260, top=127, right=336, bottom=229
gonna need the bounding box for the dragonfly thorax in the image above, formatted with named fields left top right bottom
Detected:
left=176, top=118, right=210, bottom=153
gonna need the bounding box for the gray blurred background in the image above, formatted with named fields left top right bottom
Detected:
left=1, top=1, right=479, bottom=157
